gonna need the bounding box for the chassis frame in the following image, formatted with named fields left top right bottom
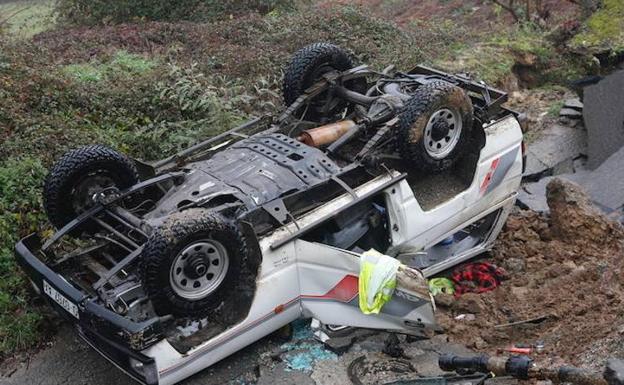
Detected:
left=15, top=63, right=524, bottom=385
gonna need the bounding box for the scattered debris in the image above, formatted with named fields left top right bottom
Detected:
left=383, top=334, right=405, bottom=358
left=559, top=108, right=582, bottom=118
left=451, top=262, right=506, bottom=297
left=438, top=178, right=624, bottom=368
left=428, top=278, right=456, bottom=296
left=497, top=346, right=533, bottom=355
left=276, top=320, right=338, bottom=372
left=564, top=98, right=584, bottom=111
left=523, top=124, right=587, bottom=176
left=497, top=340, right=546, bottom=355
left=559, top=98, right=584, bottom=126
left=493, top=315, right=551, bottom=329
left=347, top=355, right=417, bottom=385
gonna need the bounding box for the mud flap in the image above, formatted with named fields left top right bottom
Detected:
left=295, top=240, right=435, bottom=334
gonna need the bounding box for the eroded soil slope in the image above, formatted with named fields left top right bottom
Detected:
left=438, top=178, right=624, bottom=368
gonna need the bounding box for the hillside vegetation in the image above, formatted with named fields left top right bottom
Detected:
left=0, top=0, right=623, bottom=360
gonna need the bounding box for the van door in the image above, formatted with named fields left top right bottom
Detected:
left=295, top=239, right=435, bottom=333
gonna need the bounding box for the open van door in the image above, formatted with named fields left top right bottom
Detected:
left=294, top=240, right=435, bottom=334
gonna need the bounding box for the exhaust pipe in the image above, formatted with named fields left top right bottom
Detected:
left=297, top=120, right=357, bottom=147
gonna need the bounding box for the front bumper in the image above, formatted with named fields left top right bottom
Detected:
left=15, top=234, right=160, bottom=385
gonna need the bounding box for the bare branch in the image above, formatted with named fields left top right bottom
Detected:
left=490, top=0, right=520, bottom=21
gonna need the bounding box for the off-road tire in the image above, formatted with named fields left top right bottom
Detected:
left=396, top=81, right=474, bottom=173
left=43, top=145, right=139, bottom=230
left=283, top=42, right=364, bottom=121
left=141, top=209, right=247, bottom=317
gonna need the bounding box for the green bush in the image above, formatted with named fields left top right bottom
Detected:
left=1, top=0, right=604, bottom=359
left=572, top=0, right=624, bottom=52
left=62, top=50, right=156, bottom=83
left=0, top=42, right=249, bottom=356
left=0, top=157, right=48, bottom=357
left=55, top=0, right=295, bottom=25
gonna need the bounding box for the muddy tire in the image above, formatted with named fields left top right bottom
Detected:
left=396, top=81, right=474, bottom=173
left=43, top=145, right=139, bottom=230
left=141, top=209, right=247, bottom=317
left=283, top=42, right=365, bottom=121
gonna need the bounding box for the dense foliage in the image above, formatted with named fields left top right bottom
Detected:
left=55, top=0, right=294, bottom=24
left=0, top=3, right=437, bottom=358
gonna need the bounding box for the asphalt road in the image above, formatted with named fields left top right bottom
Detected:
left=1, top=324, right=274, bottom=385
left=1, top=322, right=482, bottom=385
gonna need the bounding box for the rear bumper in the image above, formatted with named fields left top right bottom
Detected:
left=15, top=234, right=160, bottom=385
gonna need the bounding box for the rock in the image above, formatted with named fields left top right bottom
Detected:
left=321, top=328, right=378, bottom=354
left=558, top=116, right=583, bottom=128
left=402, top=345, right=426, bottom=358
left=511, top=285, right=529, bottom=298
left=382, top=334, right=404, bottom=358
left=354, top=340, right=386, bottom=353
left=323, top=336, right=356, bottom=354
left=454, top=314, right=476, bottom=321
left=518, top=173, right=587, bottom=213
left=546, top=178, right=622, bottom=242
left=524, top=124, right=587, bottom=176
left=502, top=257, right=526, bottom=273
left=564, top=98, right=583, bottom=110
left=559, top=107, right=583, bottom=118
left=473, top=337, right=489, bottom=350
left=452, top=293, right=485, bottom=314
left=431, top=334, right=450, bottom=344
left=434, top=292, right=455, bottom=307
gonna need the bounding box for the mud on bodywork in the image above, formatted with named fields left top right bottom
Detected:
left=13, top=47, right=524, bottom=385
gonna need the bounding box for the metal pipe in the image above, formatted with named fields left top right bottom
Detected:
left=334, top=86, right=378, bottom=106
left=107, top=207, right=147, bottom=236
left=297, top=120, right=357, bottom=147
left=326, top=125, right=361, bottom=154
left=92, top=217, right=140, bottom=249
left=382, top=82, right=412, bottom=100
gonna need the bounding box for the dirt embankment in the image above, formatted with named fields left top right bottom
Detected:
left=437, top=178, right=624, bottom=368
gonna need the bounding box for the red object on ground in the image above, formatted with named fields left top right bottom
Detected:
left=451, top=262, right=506, bottom=297
left=497, top=346, right=533, bottom=355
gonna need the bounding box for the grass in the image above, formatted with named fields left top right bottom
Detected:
left=0, top=157, right=48, bottom=355
left=0, top=0, right=56, bottom=39
left=548, top=100, right=565, bottom=117
left=0, top=4, right=440, bottom=357
left=433, top=42, right=515, bottom=84
left=0, top=0, right=618, bottom=361
left=432, top=21, right=587, bottom=86
left=62, top=51, right=158, bottom=83
left=0, top=45, right=249, bottom=358
left=572, top=0, right=624, bottom=52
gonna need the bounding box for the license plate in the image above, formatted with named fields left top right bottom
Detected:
left=43, top=280, right=79, bottom=319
